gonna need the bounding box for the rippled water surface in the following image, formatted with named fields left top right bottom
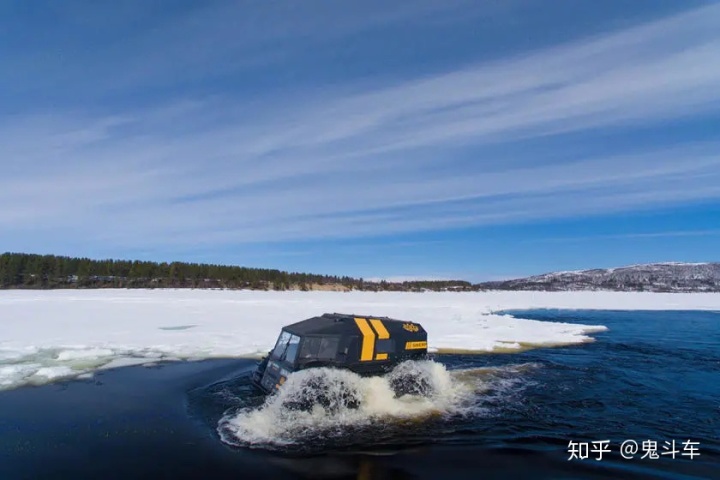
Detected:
left=1, top=309, right=718, bottom=479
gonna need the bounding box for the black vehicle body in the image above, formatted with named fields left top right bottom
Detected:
left=251, top=313, right=428, bottom=394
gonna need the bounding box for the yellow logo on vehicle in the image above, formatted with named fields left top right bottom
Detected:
left=403, top=323, right=419, bottom=332
left=405, top=341, right=427, bottom=350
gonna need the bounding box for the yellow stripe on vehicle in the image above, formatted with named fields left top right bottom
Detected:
left=405, top=341, right=427, bottom=350
left=354, top=317, right=376, bottom=361
left=369, top=319, right=390, bottom=339
left=375, top=353, right=388, bottom=360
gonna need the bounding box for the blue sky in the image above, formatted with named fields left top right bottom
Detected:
left=1, top=1, right=719, bottom=281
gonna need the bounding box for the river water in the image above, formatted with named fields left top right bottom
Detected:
left=1, top=309, right=718, bottom=479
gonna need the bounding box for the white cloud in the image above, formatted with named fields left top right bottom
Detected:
left=1, top=4, right=720, bottom=250
left=532, top=229, right=720, bottom=244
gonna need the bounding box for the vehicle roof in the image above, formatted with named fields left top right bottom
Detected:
left=282, top=312, right=421, bottom=336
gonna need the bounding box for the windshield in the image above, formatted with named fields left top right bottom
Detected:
left=270, top=331, right=301, bottom=363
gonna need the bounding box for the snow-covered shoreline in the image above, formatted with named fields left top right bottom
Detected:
left=1, top=289, right=719, bottom=391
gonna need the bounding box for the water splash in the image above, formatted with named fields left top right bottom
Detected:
left=218, top=360, right=533, bottom=449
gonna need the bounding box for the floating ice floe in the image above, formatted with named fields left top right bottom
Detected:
left=1, top=289, right=718, bottom=391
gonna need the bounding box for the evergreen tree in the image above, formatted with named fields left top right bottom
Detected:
left=0, top=252, right=476, bottom=292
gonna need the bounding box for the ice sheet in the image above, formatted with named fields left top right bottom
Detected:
left=2, top=289, right=718, bottom=390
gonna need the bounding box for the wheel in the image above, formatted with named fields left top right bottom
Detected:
left=281, top=369, right=360, bottom=412
left=387, top=361, right=435, bottom=397
left=389, top=372, right=432, bottom=397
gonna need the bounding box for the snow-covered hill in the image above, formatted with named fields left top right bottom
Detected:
left=477, top=262, right=720, bottom=292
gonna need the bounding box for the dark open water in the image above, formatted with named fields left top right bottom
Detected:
left=0, top=309, right=718, bottom=479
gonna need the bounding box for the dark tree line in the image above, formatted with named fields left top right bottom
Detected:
left=0, top=252, right=474, bottom=291
left=0, top=252, right=356, bottom=290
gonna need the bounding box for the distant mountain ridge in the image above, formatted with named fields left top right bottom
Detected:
left=475, top=262, right=720, bottom=292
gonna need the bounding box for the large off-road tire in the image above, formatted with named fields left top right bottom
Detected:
left=281, top=370, right=361, bottom=412
left=388, top=361, right=435, bottom=397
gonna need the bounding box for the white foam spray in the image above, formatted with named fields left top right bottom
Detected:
left=218, top=360, right=533, bottom=448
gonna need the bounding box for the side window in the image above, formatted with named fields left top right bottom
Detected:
left=317, top=337, right=339, bottom=359
left=299, top=336, right=339, bottom=360
left=300, top=337, right=321, bottom=359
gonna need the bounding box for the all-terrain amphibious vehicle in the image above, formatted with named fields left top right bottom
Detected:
left=251, top=313, right=428, bottom=395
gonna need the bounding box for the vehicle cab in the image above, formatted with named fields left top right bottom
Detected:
left=251, top=313, right=428, bottom=394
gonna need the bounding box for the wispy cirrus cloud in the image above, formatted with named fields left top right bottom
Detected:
left=1, top=2, right=720, bottom=254
left=532, top=229, right=720, bottom=244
